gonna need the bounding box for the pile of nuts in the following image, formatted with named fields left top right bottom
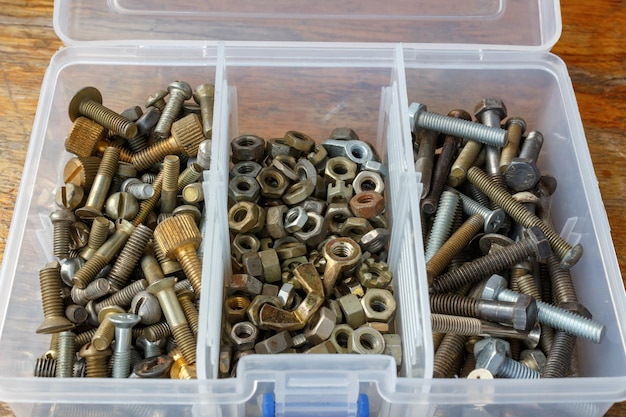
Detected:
left=220, top=129, right=400, bottom=377
left=34, top=81, right=213, bottom=379
left=412, top=99, right=606, bottom=379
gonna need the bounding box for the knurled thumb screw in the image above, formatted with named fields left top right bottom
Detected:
left=49, top=209, right=75, bottom=260
left=108, top=313, right=141, bottom=378
left=153, top=81, right=192, bottom=140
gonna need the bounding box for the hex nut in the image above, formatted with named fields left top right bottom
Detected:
left=353, top=170, right=385, bottom=194
left=230, top=321, right=259, bottom=351
left=335, top=277, right=365, bottom=298
left=266, top=205, right=288, bottom=239
left=284, top=206, right=308, bottom=233
left=327, top=180, right=354, bottom=204
left=262, top=284, right=280, bottom=297
left=232, top=233, right=261, bottom=261
left=248, top=205, right=266, bottom=234
left=231, top=134, right=265, bottom=162
left=258, top=249, right=281, bottom=283
left=324, top=203, right=353, bottom=234
left=267, top=138, right=300, bottom=158
left=230, top=161, right=263, bottom=179
left=278, top=283, right=296, bottom=308
left=241, top=253, right=264, bottom=278
left=282, top=180, right=315, bottom=205
left=256, top=167, right=290, bottom=199
left=304, top=340, right=337, bottom=354
left=339, top=217, right=373, bottom=242
left=247, top=295, right=283, bottom=327
left=272, top=155, right=299, bottom=181
left=325, top=299, right=344, bottom=324
left=228, top=176, right=261, bottom=203
left=254, top=330, right=293, bottom=354
left=307, top=144, right=328, bottom=167
left=349, top=192, right=385, bottom=220
left=294, top=158, right=318, bottom=185
left=298, top=198, right=327, bottom=216
left=329, top=127, right=359, bottom=141
left=293, top=212, right=327, bottom=248
left=281, top=256, right=309, bottom=274
left=325, top=157, right=357, bottom=184
left=228, top=273, right=263, bottom=297
left=362, top=321, right=391, bottom=334
left=337, top=294, right=367, bottom=329
left=357, top=258, right=393, bottom=289
left=304, top=307, right=337, bottom=344
left=225, top=296, right=251, bottom=324
left=228, top=202, right=261, bottom=234
left=349, top=327, right=385, bottom=355
left=284, top=130, right=315, bottom=153
left=361, top=288, right=396, bottom=323
left=275, top=241, right=308, bottom=261
left=359, top=228, right=391, bottom=254
left=330, top=324, right=354, bottom=353
left=219, top=345, right=232, bottom=378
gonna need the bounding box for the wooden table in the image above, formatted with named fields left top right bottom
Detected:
left=0, top=1, right=624, bottom=416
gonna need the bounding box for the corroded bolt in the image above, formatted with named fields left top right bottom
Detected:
left=36, top=262, right=75, bottom=334
left=474, top=338, right=540, bottom=379
left=68, top=87, right=138, bottom=140
left=133, top=355, right=174, bottom=378
left=109, top=313, right=141, bottom=378
left=153, top=81, right=192, bottom=140
left=147, top=277, right=197, bottom=364
left=500, top=117, right=526, bottom=172
left=91, top=305, right=125, bottom=351
left=55, top=331, right=76, bottom=378
left=49, top=209, right=75, bottom=260
left=108, top=224, right=153, bottom=291
left=446, top=187, right=505, bottom=233
left=132, top=113, right=204, bottom=171
left=153, top=214, right=203, bottom=295
left=193, top=84, right=215, bottom=138
left=121, top=178, right=154, bottom=200
left=78, top=343, right=111, bottom=378
left=75, top=147, right=121, bottom=220
left=160, top=155, right=180, bottom=214
left=467, top=166, right=583, bottom=268
left=424, top=191, right=459, bottom=262
left=504, top=131, right=544, bottom=192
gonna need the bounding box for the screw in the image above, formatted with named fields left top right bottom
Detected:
left=433, top=333, right=467, bottom=378
left=482, top=275, right=605, bottom=343
left=153, top=81, right=192, bottom=140
left=413, top=129, right=437, bottom=199
left=121, top=177, right=155, bottom=200
left=109, top=313, right=141, bottom=378
left=500, top=117, right=526, bottom=172
left=467, top=166, right=583, bottom=268
left=140, top=245, right=166, bottom=285
left=474, top=338, right=540, bottom=379
left=49, top=209, right=75, bottom=260
left=142, top=321, right=172, bottom=342
left=91, top=305, right=125, bottom=351
left=55, top=331, right=76, bottom=378
left=34, top=357, right=57, bottom=378
left=107, top=224, right=153, bottom=291
left=474, top=98, right=507, bottom=177
left=132, top=171, right=163, bottom=226
left=182, top=183, right=205, bottom=205
left=160, top=155, right=180, bottom=214
left=424, top=191, right=459, bottom=262
left=68, top=87, right=138, bottom=140
left=95, top=279, right=149, bottom=314
left=504, top=131, right=544, bottom=192
left=147, top=277, right=197, bottom=364
left=71, top=278, right=111, bottom=306
left=146, top=89, right=168, bottom=112
left=64, top=117, right=133, bottom=164
left=177, top=290, right=199, bottom=337
left=177, top=162, right=204, bottom=193
left=55, top=183, right=84, bottom=211
left=448, top=139, right=483, bottom=187
left=78, top=343, right=111, bottom=378
left=409, top=102, right=508, bottom=148
left=75, top=147, right=121, bottom=220
left=446, top=187, right=505, bottom=233
left=432, top=226, right=551, bottom=294
left=104, top=192, right=139, bottom=221
left=65, top=304, right=88, bottom=325
left=193, top=84, right=215, bottom=139
left=153, top=214, right=203, bottom=295
left=196, top=139, right=212, bottom=170
left=132, top=355, right=174, bottom=378
left=36, top=262, right=75, bottom=334
left=136, top=337, right=164, bottom=359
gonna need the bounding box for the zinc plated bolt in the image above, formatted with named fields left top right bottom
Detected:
left=474, top=338, right=540, bottom=379
left=153, top=81, right=192, bottom=140
left=36, top=261, right=75, bottom=334
left=409, top=102, right=508, bottom=148
left=121, top=177, right=154, bottom=200
left=500, top=117, right=526, bottom=173
left=160, top=155, right=180, bottom=214
left=445, top=186, right=505, bottom=233
left=193, top=84, right=215, bottom=138
left=55, top=331, right=76, bottom=378
left=109, top=313, right=141, bottom=378
left=504, top=131, right=544, bottom=192
left=467, top=166, right=583, bottom=269
left=425, top=191, right=459, bottom=262
left=108, top=224, right=153, bottom=291
left=49, top=210, right=75, bottom=260
left=75, top=147, right=121, bottom=220
left=69, top=87, right=138, bottom=140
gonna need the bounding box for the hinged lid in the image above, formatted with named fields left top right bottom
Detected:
left=54, top=0, right=561, bottom=50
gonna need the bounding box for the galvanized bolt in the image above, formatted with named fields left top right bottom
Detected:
left=425, top=191, right=459, bottom=262
left=500, top=117, right=526, bottom=172
left=49, top=209, right=75, bottom=260
left=474, top=338, right=540, bottom=379
left=409, top=102, right=508, bottom=148
left=55, top=331, right=76, bottom=378
left=153, top=81, right=192, bottom=140
left=504, top=131, right=544, bottom=192
left=446, top=186, right=505, bottom=233
left=75, top=147, right=121, bottom=220
left=109, top=313, right=141, bottom=378
left=36, top=261, right=75, bottom=334
left=193, top=84, right=215, bottom=139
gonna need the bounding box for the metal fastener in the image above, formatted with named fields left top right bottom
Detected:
left=109, top=313, right=141, bottom=378
left=153, top=81, right=192, bottom=140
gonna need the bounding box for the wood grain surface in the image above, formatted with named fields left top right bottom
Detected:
left=0, top=1, right=624, bottom=416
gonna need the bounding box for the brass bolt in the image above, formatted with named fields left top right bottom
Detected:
left=448, top=139, right=483, bottom=187
left=177, top=290, right=199, bottom=337
left=132, top=171, right=163, bottom=226
left=140, top=245, right=166, bottom=285
left=147, top=277, right=197, bottom=364
left=153, top=214, right=203, bottom=295
left=160, top=155, right=180, bottom=214
left=68, top=87, right=138, bottom=140
left=182, top=183, right=204, bottom=205
left=55, top=183, right=84, bottom=211
left=94, top=279, right=148, bottom=313
left=142, top=321, right=172, bottom=342
left=75, top=147, right=121, bottom=220
left=64, top=156, right=101, bottom=190
left=36, top=261, right=75, bottom=334
left=169, top=347, right=197, bottom=379
left=55, top=331, right=76, bottom=378
left=433, top=333, right=467, bottom=378
left=80, top=216, right=111, bottom=260
left=500, top=117, right=526, bottom=173
left=193, top=84, right=215, bottom=138
left=177, top=162, right=203, bottom=193
left=91, top=305, right=125, bottom=351
left=78, top=342, right=111, bottom=378
left=108, top=224, right=153, bottom=291
left=153, top=81, right=192, bottom=140
left=49, top=209, right=76, bottom=260
left=34, top=357, right=57, bottom=377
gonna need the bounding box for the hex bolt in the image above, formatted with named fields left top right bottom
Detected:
left=482, top=275, right=605, bottom=343
left=467, top=166, right=583, bottom=268
left=500, top=117, right=526, bottom=172
left=121, top=177, right=154, bottom=200
left=504, top=131, right=544, bottom=192
left=75, top=147, right=121, bottom=220
left=196, top=139, right=212, bottom=170
left=108, top=224, right=153, bottom=291
left=474, top=338, right=540, bottom=379
left=425, top=191, right=459, bottom=262
left=160, top=155, right=180, bottom=214
left=177, top=162, right=203, bottom=193
left=78, top=343, right=111, bottom=378
left=153, top=81, right=193, bottom=140
left=132, top=113, right=204, bottom=171
left=55, top=331, right=76, bottom=378
left=177, top=290, right=200, bottom=337
left=409, top=102, right=508, bottom=148
left=432, top=226, right=551, bottom=294
left=433, top=333, right=468, bottom=378
left=72, top=219, right=135, bottom=289
left=446, top=186, right=505, bottom=233
left=193, top=84, right=215, bottom=138
left=36, top=261, right=75, bottom=334
left=95, top=279, right=149, bottom=314
left=49, top=209, right=75, bottom=260
left=153, top=214, right=203, bottom=295
left=68, top=87, right=138, bottom=140
left=146, top=89, right=168, bottom=112
left=108, top=313, right=141, bottom=378
left=147, top=278, right=197, bottom=364
left=414, top=129, right=437, bottom=198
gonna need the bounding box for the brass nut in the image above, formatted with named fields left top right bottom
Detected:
left=327, top=180, right=354, bottom=204
left=293, top=212, right=327, bottom=248
left=254, top=330, right=293, bottom=354
left=228, top=202, right=261, bottom=234
left=266, top=205, right=288, bottom=239
left=282, top=180, right=315, bottom=205
left=349, top=327, right=385, bottom=354
left=359, top=228, right=391, bottom=254
left=225, top=296, right=251, bottom=324
left=330, top=324, right=354, bottom=353
left=304, top=340, right=337, bottom=354
left=248, top=205, right=266, bottom=234
left=303, top=307, right=337, bottom=344
left=357, top=258, right=393, bottom=289
left=229, top=321, right=259, bottom=351
left=324, top=203, right=353, bottom=234
left=307, top=144, right=328, bottom=167
left=272, top=155, right=299, bottom=181
left=258, top=249, right=281, bottom=283
left=283, top=131, right=315, bottom=153
left=284, top=207, right=308, bottom=233
left=281, top=256, right=309, bottom=274
left=228, top=176, right=261, bottom=203
left=247, top=295, right=282, bottom=327
left=383, top=334, right=402, bottom=367
left=256, top=167, right=290, bottom=199
left=241, top=253, right=264, bottom=278
left=227, top=274, right=263, bottom=297
left=335, top=277, right=365, bottom=298
left=361, top=288, right=396, bottom=323
left=267, top=138, right=300, bottom=158
left=325, top=157, right=357, bottom=184
left=231, top=134, right=266, bottom=162
left=325, top=299, right=344, bottom=324
left=339, top=217, right=373, bottom=242
left=230, top=161, right=263, bottom=179
left=349, top=192, right=385, bottom=220
left=362, top=321, right=391, bottom=334
left=262, top=284, right=280, bottom=297
left=337, top=294, right=366, bottom=329
left=232, top=233, right=261, bottom=261
left=353, top=171, right=385, bottom=194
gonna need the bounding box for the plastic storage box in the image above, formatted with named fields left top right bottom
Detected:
left=0, top=1, right=624, bottom=416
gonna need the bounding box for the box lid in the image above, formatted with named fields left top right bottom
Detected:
left=53, top=0, right=561, bottom=51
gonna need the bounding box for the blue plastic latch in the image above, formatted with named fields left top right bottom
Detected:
left=261, top=393, right=370, bottom=417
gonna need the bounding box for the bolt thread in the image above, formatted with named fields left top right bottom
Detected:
left=498, top=357, right=540, bottom=379
left=96, top=279, right=148, bottom=312
left=467, top=183, right=491, bottom=210
left=34, top=357, right=57, bottom=377
left=92, top=319, right=116, bottom=351
left=177, top=247, right=203, bottom=295
left=514, top=274, right=543, bottom=302
left=127, top=134, right=148, bottom=153
left=426, top=214, right=484, bottom=283
left=73, top=253, right=109, bottom=289
left=75, top=328, right=97, bottom=348
left=153, top=240, right=182, bottom=275
left=39, top=262, right=65, bottom=319
left=448, top=140, right=482, bottom=187
left=453, top=189, right=492, bottom=219
left=459, top=352, right=477, bottom=378
left=422, top=135, right=458, bottom=215
left=160, top=155, right=180, bottom=214
left=174, top=279, right=194, bottom=293
left=467, top=167, right=579, bottom=265
left=56, top=331, right=76, bottom=378
left=547, top=254, right=578, bottom=304
left=81, top=217, right=110, bottom=260
left=500, top=121, right=524, bottom=171
left=425, top=191, right=459, bottom=261
left=132, top=138, right=178, bottom=172
left=112, top=349, right=132, bottom=378
left=133, top=172, right=163, bottom=226
left=178, top=163, right=203, bottom=193
left=49, top=332, right=61, bottom=358
left=85, top=356, right=109, bottom=378
left=96, top=147, right=122, bottom=179
left=108, top=225, right=153, bottom=291
left=542, top=330, right=576, bottom=378
left=141, top=172, right=158, bottom=184
left=418, top=111, right=507, bottom=147
left=430, top=293, right=480, bottom=317
left=79, top=100, right=137, bottom=139
left=154, top=91, right=187, bottom=139
left=431, top=314, right=482, bottom=335
left=540, top=324, right=555, bottom=354
left=432, top=238, right=536, bottom=294
left=125, top=181, right=154, bottom=200
left=171, top=324, right=197, bottom=364
left=433, top=333, right=467, bottom=378
left=52, top=220, right=72, bottom=259
left=142, top=321, right=171, bottom=342
left=509, top=339, right=522, bottom=361
left=178, top=296, right=199, bottom=337
left=85, top=278, right=112, bottom=301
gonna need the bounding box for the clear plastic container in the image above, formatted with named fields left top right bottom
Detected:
left=0, top=1, right=624, bottom=416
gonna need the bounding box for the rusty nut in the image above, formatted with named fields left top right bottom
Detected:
left=228, top=202, right=261, bottom=234
left=284, top=206, right=308, bottom=233
left=353, top=170, right=385, bottom=194
left=228, top=176, right=261, bottom=203
left=229, top=321, right=259, bottom=351
left=361, top=288, right=396, bottom=323
left=349, top=327, right=385, bottom=355
left=357, top=258, right=393, bottom=289
left=256, top=167, right=290, bottom=199
left=254, top=330, right=293, bottom=354
left=330, top=324, right=354, bottom=354
left=325, top=157, right=357, bottom=184
left=230, top=161, right=263, bottom=179
left=303, top=306, right=337, bottom=344
left=225, top=296, right=251, bottom=324
left=231, top=134, right=265, bottom=162
left=293, top=212, right=327, bottom=248
left=349, top=192, right=385, bottom=220
left=232, top=233, right=261, bottom=261
left=327, top=180, right=354, bottom=204
left=228, top=274, right=263, bottom=297
left=339, top=217, right=373, bottom=242
left=337, top=294, right=366, bottom=329
left=241, top=252, right=264, bottom=278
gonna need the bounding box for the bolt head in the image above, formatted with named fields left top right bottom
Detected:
left=520, top=349, right=546, bottom=372
left=474, top=98, right=507, bottom=121
left=512, top=293, right=538, bottom=332
left=505, top=158, right=541, bottom=192
left=481, top=274, right=507, bottom=300
left=474, top=338, right=509, bottom=374
left=49, top=209, right=76, bottom=224
left=107, top=312, right=141, bottom=328
left=146, top=89, right=168, bottom=108
left=146, top=276, right=177, bottom=295
left=168, top=81, right=192, bottom=100
left=407, top=102, right=427, bottom=132
left=193, top=84, right=215, bottom=104
left=130, top=291, right=163, bottom=325
left=133, top=354, right=174, bottom=378
left=97, top=305, right=125, bottom=324
left=60, top=257, right=85, bottom=287
left=55, top=184, right=85, bottom=211
left=504, top=116, right=527, bottom=132
left=482, top=209, right=506, bottom=233
left=560, top=243, right=584, bottom=269
left=105, top=192, right=139, bottom=220
left=524, top=226, right=551, bottom=262
left=479, top=233, right=514, bottom=255
left=35, top=316, right=75, bottom=335
left=68, top=86, right=102, bottom=121
left=75, top=206, right=104, bottom=221
left=79, top=342, right=111, bottom=358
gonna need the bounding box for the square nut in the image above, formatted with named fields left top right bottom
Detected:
left=337, top=294, right=366, bottom=329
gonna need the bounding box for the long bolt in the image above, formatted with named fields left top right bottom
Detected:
left=95, top=279, right=148, bottom=313
left=142, top=321, right=172, bottom=342
left=75, top=147, right=121, bottom=220
left=55, top=331, right=76, bottom=378
left=153, top=81, right=192, bottom=140
left=193, top=84, right=215, bottom=138
left=109, top=313, right=141, bottom=378
left=431, top=314, right=541, bottom=346
left=474, top=99, right=507, bottom=177
left=68, top=87, right=138, bottom=140
left=409, top=102, right=508, bottom=148
left=448, top=139, right=483, bottom=187
left=542, top=328, right=577, bottom=378
left=108, top=224, right=153, bottom=291
left=160, top=155, right=180, bottom=214
left=468, top=166, right=583, bottom=268
left=500, top=117, right=526, bottom=172
left=446, top=187, right=505, bottom=233
left=425, top=191, right=459, bottom=262
left=36, top=262, right=75, bottom=334
left=433, top=333, right=467, bottom=378
left=414, top=129, right=437, bottom=199
left=49, top=210, right=76, bottom=260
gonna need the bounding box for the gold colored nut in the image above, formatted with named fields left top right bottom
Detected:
left=266, top=205, right=288, bottom=239
left=353, top=170, right=385, bottom=194
left=259, top=237, right=273, bottom=251
left=229, top=321, right=259, bottom=351
left=357, top=258, right=393, bottom=289
left=383, top=334, right=403, bottom=368
left=225, top=296, right=251, bottom=324
left=283, top=130, right=315, bottom=153
left=284, top=206, right=308, bottom=233
left=281, top=256, right=309, bottom=273
left=325, top=157, right=357, bottom=184
left=349, top=192, right=385, bottom=220
left=247, top=295, right=282, bottom=327
left=322, top=237, right=362, bottom=295
left=329, top=127, right=359, bottom=141
left=254, top=330, right=293, bottom=354
left=362, top=321, right=391, bottom=334
left=349, top=327, right=385, bottom=354
left=324, top=203, right=353, bottom=234
left=227, top=273, right=263, bottom=297
left=272, top=155, right=299, bottom=181
left=241, top=252, right=264, bottom=278
left=335, top=277, right=365, bottom=298
left=228, top=175, right=261, bottom=203
left=258, top=249, right=281, bottom=283
left=275, top=241, right=308, bottom=261
left=228, top=202, right=261, bottom=234
left=330, top=324, right=354, bottom=353
left=339, top=217, right=373, bottom=242
left=267, top=137, right=300, bottom=158
left=248, top=205, right=266, bottom=234
left=304, top=306, right=337, bottom=344
left=219, top=345, right=232, bottom=378
left=256, top=167, right=290, bottom=199
left=369, top=214, right=389, bottom=229
left=282, top=180, right=315, bottom=205
left=262, top=284, right=280, bottom=297
left=293, top=212, right=327, bottom=248
left=327, top=180, right=354, bottom=204
left=232, top=233, right=261, bottom=262
left=337, top=294, right=366, bottom=329
left=361, top=288, right=396, bottom=323
left=325, top=299, right=344, bottom=324
left=307, top=144, right=328, bottom=167
left=304, top=340, right=337, bottom=354
left=231, top=134, right=265, bottom=162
